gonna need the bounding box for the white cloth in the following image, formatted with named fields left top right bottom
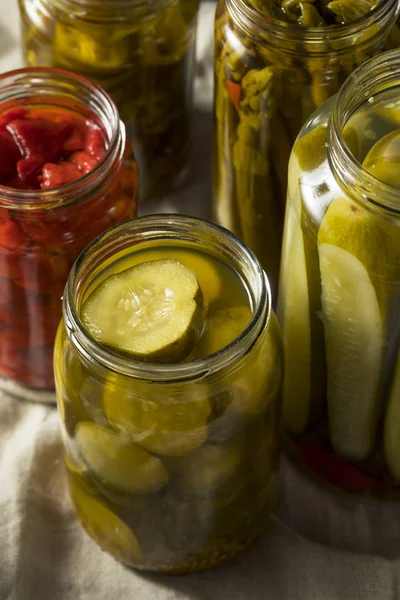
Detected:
left=1, top=3, right=400, bottom=599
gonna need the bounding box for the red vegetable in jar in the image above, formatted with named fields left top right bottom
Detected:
left=0, top=68, right=138, bottom=396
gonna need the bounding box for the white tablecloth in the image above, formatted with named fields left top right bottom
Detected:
left=1, top=3, right=400, bottom=599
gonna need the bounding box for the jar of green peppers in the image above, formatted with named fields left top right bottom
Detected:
left=18, top=0, right=199, bottom=201
left=213, top=0, right=400, bottom=299
left=279, top=49, right=400, bottom=497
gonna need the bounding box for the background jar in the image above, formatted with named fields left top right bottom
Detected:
left=18, top=0, right=199, bottom=201
left=213, top=0, right=400, bottom=301
left=278, top=49, right=400, bottom=497
left=0, top=67, right=138, bottom=398
left=54, top=215, right=283, bottom=574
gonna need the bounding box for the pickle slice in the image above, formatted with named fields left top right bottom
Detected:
left=384, top=351, right=400, bottom=481
left=76, top=423, right=169, bottom=495
left=363, top=129, right=400, bottom=188
left=319, top=243, right=383, bottom=461
left=82, top=259, right=205, bottom=363
left=194, top=306, right=252, bottom=358
left=70, top=476, right=142, bottom=564
left=104, top=375, right=211, bottom=457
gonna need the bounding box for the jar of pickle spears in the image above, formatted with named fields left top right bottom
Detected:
left=279, top=49, right=400, bottom=497
left=54, top=215, right=283, bottom=573
left=213, top=0, right=400, bottom=300
left=18, top=0, right=199, bottom=201
left=0, top=67, right=138, bottom=398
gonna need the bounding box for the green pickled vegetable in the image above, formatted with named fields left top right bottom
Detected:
left=81, top=259, right=205, bottom=363
left=384, top=351, right=400, bottom=481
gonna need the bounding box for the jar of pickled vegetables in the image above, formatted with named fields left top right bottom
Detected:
left=54, top=215, right=283, bottom=573
left=279, top=49, right=400, bottom=496
left=18, top=0, right=199, bottom=201
left=213, top=0, right=400, bottom=300
left=0, top=67, right=138, bottom=398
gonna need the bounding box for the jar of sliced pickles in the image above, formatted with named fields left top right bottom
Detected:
left=18, top=0, right=199, bottom=201
left=213, top=0, right=400, bottom=299
left=0, top=67, right=138, bottom=398
left=54, top=215, right=283, bottom=573
left=279, top=49, right=400, bottom=496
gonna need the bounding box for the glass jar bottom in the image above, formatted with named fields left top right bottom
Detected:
left=0, top=375, right=56, bottom=404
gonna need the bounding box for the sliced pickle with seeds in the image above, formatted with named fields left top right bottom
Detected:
left=384, top=351, right=400, bottom=481
left=104, top=375, right=211, bottom=457
left=81, top=259, right=205, bottom=363
left=318, top=243, right=383, bottom=461
left=76, top=422, right=169, bottom=495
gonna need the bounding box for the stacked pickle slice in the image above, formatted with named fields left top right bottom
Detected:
left=57, top=253, right=282, bottom=572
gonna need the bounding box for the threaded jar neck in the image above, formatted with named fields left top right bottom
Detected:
left=226, top=0, right=399, bottom=55
left=63, top=215, right=271, bottom=383
left=329, top=48, right=400, bottom=214
left=33, top=0, right=176, bottom=22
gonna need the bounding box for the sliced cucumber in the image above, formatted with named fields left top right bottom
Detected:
left=194, top=306, right=252, bottom=358
left=70, top=477, right=142, bottom=564
left=363, top=129, right=400, bottom=189
left=278, top=188, right=312, bottom=435
left=76, top=422, right=169, bottom=495
left=384, top=351, right=400, bottom=481
left=319, top=243, right=383, bottom=460
left=81, top=259, right=205, bottom=363
left=104, top=375, right=211, bottom=457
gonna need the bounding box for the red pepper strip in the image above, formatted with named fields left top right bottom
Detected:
left=0, top=219, right=28, bottom=252
left=0, top=107, right=27, bottom=131
left=225, top=80, right=241, bottom=112
left=0, top=131, right=21, bottom=180
left=41, top=162, right=82, bottom=190
left=296, top=441, right=378, bottom=493
left=85, top=122, right=106, bottom=161
left=68, top=151, right=98, bottom=175
left=63, top=126, right=85, bottom=152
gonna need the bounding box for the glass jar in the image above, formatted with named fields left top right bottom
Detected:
left=0, top=67, right=138, bottom=399
left=18, top=0, right=199, bottom=201
left=213, top=0, right=400, bottom=301
left=279, top=49, right=400, bottom=497
left=53, top=215, right=283, bottom=573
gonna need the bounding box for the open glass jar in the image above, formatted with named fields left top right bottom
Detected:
left=18, top=0, right=199, bottom=201
left=213, top=0, right=400, bottom=300
left=54, top=215, right=283, bottom=573
left=279, top=49, right=400, bottom=497
left=0, top=68, right=138, bottom=398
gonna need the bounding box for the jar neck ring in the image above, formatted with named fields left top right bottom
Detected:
left=63, top=215, right=271, bottom=383
left=0, top=67, right=124, bottom=211
left=226, top=0, right=399, bottom=54
left=37, top=0, right=175, bottom=21
left=328, top=48, right=400, bottom=214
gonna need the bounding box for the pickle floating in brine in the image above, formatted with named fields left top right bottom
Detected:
left=103, top=375, right=211, bottom=457
left=76, top=422, right=169, bottom=495
left=363, top=129, right=400, bottom=188
left=194, top=306, right=252, bottom=358
left=81, top=259, right=205, bottom=363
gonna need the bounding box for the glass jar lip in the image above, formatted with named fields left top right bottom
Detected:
left=227, top=0, right=398, bottom=49
left=44, top=0, right=174, bottom=21
left=329, top=48, right=400, bottom=214
left=63, top=214, right=271, bottom=383
left=0, top=67, right=122, bottom=211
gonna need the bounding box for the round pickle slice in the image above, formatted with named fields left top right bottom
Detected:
left=81, top=259, right=205, bottom=363
left=194, top=306, right=252, bottom=358
left=76, top=422, right=169, bottom=495
left=363, top=129, right=400, bottom=188
left=70, top=476, right=142, bottom=565
left=104, top=375, right=211, bottom=457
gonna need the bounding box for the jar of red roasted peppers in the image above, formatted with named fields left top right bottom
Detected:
left=0, top=67, right=138, bottom=399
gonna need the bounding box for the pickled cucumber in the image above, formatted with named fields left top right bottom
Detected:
left=318, top=243, right=383, bottom=460
left=363, top=129, right=400, bottom=188
left=194, top=306, right=252, bottom=357
left=76, top=422, right=169, bottom=495
left=82, top=259, right=205, bottom=363
left=384, top=351, right=400, bottom=481
left=103, top=375, right=211, bottom=457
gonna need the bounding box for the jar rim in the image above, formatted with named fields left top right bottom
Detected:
left=329, top=48, right=400, bottom=214
left=63, top=215, right=271, bottom=383
left=226, top=0, right=398, bottom=51
left=0, top=67, right=123, bottom=211
left=39, top=0, right=175, bottom=21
